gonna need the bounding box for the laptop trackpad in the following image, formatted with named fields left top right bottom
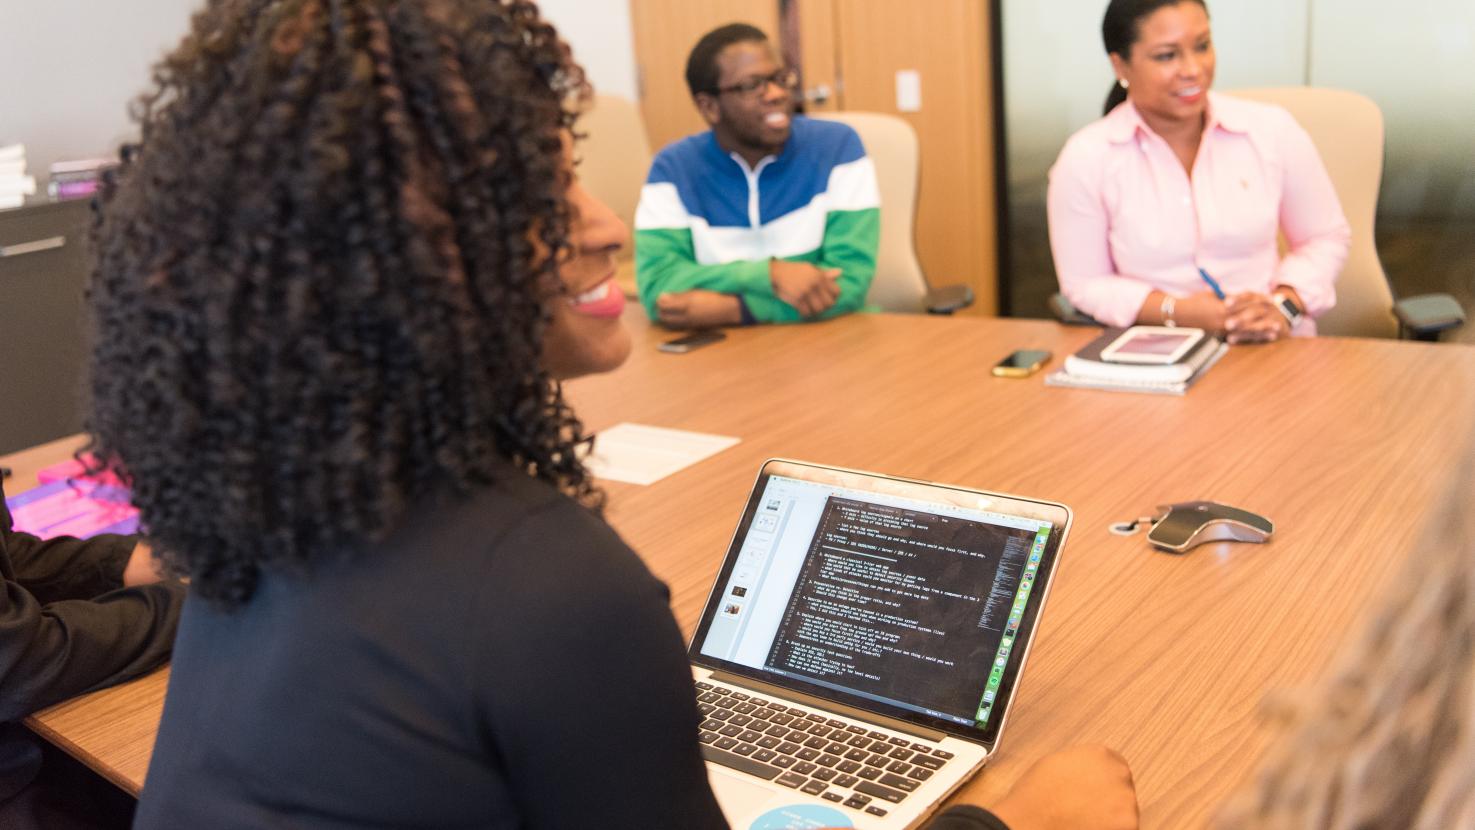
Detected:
left=708, top=769, right=857, bottom=829
left=708, top=768, right=780, bottom=818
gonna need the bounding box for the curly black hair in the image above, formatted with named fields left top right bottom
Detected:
left=86, top=0, right=598, bottom=609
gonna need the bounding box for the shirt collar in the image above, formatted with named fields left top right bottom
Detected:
left=728, top=150, right=778, bottom=176
left=1104, top=92, right=1248, bottom=144
left=703, top=116, right=799, bottom=174
left=1103, top=100, right=1147, bottom=144
left=1203, top=92, right=1250, bottom=134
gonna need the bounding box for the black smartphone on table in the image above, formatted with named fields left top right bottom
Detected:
left=991, top=349, right=1052, bottom=378
left=658, top=330, right=727, bottom=354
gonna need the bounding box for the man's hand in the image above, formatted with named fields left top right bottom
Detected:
left=770, top=260, right=841, bottom=317
left=656, top=290, right=743, bottom=329
left=1224, top=292, right=1290, bottom=344
left=122, top=542, right=165, bottom=587
left=988, top=745, right=1139, bottom=830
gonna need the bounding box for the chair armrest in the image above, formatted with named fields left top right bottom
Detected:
left=1394, top=293, right=1466, bottom=341
left=1048, top=292, right=1101, bottom=327
left=924, top=284, right=974, bottom=315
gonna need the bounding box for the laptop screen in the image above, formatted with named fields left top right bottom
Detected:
left=690, top=460, right=1069, bottom=746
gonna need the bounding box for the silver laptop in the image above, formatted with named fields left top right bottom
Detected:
left=689, top=459, right=1071, bottom=829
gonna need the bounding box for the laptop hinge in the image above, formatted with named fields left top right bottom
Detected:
left=708, top=670, right=948, bottom=742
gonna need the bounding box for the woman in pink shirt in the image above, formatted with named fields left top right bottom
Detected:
left=1047, top=0, right=1350, bottom=341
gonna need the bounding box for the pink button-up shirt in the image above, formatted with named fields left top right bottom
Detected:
left=1047, top=93, right=1350, bottom=332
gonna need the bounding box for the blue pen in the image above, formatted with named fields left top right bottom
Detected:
left=1197, top=267, right=1226, bottom=300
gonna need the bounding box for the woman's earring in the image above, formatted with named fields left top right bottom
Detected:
left=1119, top=78, right=1129, bottom=89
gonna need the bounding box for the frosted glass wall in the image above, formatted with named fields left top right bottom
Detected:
left=1308, top=1, right=1475, bottom=221
left=1000, top=0, right=1475, bottom=331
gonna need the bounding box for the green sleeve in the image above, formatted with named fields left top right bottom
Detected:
left=634, top=227, right=772, bottom=320
left=816, top=206, right=879, bottom=317
left=635, top=206, right=878, bottom=324
left=743, top=206, right=880, bottom=323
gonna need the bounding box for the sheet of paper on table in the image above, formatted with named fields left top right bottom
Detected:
left=583, top=423, right=740, bottom=486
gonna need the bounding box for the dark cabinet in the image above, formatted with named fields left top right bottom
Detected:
left=0, top=199, right=93, bottom=455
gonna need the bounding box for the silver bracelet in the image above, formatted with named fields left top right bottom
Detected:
left=1160, top=295, right=1177, bottom=327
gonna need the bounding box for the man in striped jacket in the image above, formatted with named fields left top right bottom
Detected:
left=634, top=23, right=880, bottom=328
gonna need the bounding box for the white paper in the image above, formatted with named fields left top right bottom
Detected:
left=583, top=423, right=740, bottom=486
left=895, top=70, right=922, bottom=113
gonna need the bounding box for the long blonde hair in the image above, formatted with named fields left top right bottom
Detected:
left=1219, top=438, right=1475, bottom=828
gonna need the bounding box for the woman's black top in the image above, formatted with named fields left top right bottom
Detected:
left=136, top=469, right=1007, bottom=828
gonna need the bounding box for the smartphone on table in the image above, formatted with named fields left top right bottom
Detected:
left=991, top=349, right=1052, bottom=378
left=658, top=330, right=727, bottom=354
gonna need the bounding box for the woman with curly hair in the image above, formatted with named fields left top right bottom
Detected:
left=88, top=0, right=1146, bottom=827
left=87, top=0, right=707, bottom=825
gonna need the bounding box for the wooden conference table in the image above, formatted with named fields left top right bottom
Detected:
left=12, top=307, right=1475, bottom=828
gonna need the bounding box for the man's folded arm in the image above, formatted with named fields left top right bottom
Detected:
left=6, top=528, right=137, bottom=605
left=634, top=226, right=772, bottom=317
left=0, top=579, right=184, bottom=721
left=814, top=206, right=879, bottom=317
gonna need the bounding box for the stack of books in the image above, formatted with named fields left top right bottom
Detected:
left=0, top=144, right=35, bottom=210
left=48, top=157, right=117, bottom=201
left=1045, top=327, right=1227, bottom=395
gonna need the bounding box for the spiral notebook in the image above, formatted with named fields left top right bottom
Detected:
left=1045, top=328, right=1227, bottom=395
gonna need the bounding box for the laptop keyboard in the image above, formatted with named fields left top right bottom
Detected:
left=695, top=681, right=953, bottom=818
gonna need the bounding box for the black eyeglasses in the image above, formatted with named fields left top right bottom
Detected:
left=712, top=68, right=799, bottom=99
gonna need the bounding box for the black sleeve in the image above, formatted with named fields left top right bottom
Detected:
left=1, top=482, right=136, bottom=603
left=1, top=487, right=185, bottom=721
left=0, top=580, right=186, bottom=722
left=475, top=504, right=729, bottom=830
left=6, top=529, right=137, bottom=606
left=925, top=804, right=1013, bottom=830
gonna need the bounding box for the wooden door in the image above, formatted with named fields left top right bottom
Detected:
left=811, top=1, right=998, bottom=315
left=794, top=0, right=841, bottom=114
left=627, top=0, right=779, bottom=152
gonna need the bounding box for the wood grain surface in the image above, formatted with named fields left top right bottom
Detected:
left=11, top=307, right=1475, bottom=826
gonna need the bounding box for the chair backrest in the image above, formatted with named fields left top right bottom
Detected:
left=1231, top=87, right=1397, bottom=338
left=575, top=94, right=653, bottom=240
left=814, top=112, right=930, bottom=313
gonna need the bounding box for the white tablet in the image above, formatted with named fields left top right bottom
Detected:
left=1098, top=326, right=1205, bottom=364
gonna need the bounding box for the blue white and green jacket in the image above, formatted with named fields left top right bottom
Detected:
left=634, top=116, right=880, bottom=323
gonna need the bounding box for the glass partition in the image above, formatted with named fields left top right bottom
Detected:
left=1308, top=0, right=1475, bottom=340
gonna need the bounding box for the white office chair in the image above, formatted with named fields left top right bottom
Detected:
left=573, top=94, right=653, bottom=299
left=1231, top=87, right=1463, bottom=339
left=814, top=112, right=972, bottom=314
left=574, top=94, right=652, bottom=230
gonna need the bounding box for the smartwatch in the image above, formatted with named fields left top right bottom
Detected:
left=1272, top=291, right=1304, bottom=329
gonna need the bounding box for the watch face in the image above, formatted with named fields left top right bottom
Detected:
left=1276, top=295, right=1303, bottom=324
